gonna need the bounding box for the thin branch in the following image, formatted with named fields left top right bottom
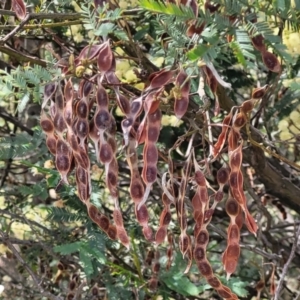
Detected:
left=0, top=45, right=47, bottom=66
left=0, top=20, right=83, bottom=30
left=0, top=230, right=63, bottom=300
left=0, top=108, right=34, bottom=136
left=274, top=224, right=300, bottom=300
left=0, top=9, right=81, bottom=20
left=1, top=14, right=30, bottom=43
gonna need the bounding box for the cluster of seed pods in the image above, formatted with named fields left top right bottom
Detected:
left=191, top=162, right=238, bottom=299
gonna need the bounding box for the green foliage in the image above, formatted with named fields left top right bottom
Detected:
left=160, top=253, right=210, bottom=296
left=0, top=65, right=61, bottom=108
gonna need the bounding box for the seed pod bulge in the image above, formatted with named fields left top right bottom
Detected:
left=76, top=100, right=88, bottom=118
left=217, top=168, right=230, bottom=185
left=106, top=225, right=117, bottom=240
left=193, top=246, right=205, bottom=261
left=41, top=118, right=54, bottom=133
left=155, top=226, right=167, bottom=244
left=99, top=143, right=113, bottom=164
left=197, top=260, right=213, bottom=277
left=196, top=230, right=209, bottom=245
left=226, top=198, right=239, bottom=216
left=136, top=204, right=149, bottom=225
left=56, top=155, right=70, bottom=172
left=94, top=110, right=111, bottom=130
left=207, top=276, right=221, bottom=288
left=98, top=215, right=110, bottom=231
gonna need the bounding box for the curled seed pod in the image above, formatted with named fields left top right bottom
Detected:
left=155, top=226, right=167, bottom=244
left=262, top=51, right=281, bottom=73
left=197, top=260, right=213, bottom=277
left=251, top=34, right=266, bottom=52
left=106, top=225, right=117, bottom=240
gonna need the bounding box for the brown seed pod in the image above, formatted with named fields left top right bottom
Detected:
left=197, top=260, right=213, bottom=277
left=155, top=226, right=167, bottom=244
left=251, top=34, right=266, bottom=52
left=262, top=51, right=281, bottom=73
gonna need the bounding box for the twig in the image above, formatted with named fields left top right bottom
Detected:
left=0, top=20, right=83, bottom=30
left=1, top=14, right=30, bottom=43
left=274, top=224, right=300, bottom=300
left=0, top=45, right=47, bottom=66
left=0, top=230, right=62, bottom=300
left=0, top=9, right=81, bottom=20
left=0, top=108, right=34, bottom=136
